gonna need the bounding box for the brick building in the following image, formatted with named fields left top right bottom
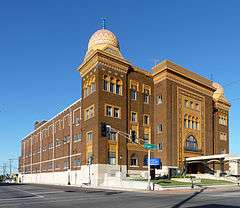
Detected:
left=19, top=28, right=230, bottom=186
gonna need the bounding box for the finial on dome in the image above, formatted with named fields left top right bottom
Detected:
left=101, top=17, right=107, bottom=29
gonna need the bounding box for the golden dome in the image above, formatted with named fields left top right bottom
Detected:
left=88, top=29, right=119, bottom=51
left=84, top=29, right=123, bottom=60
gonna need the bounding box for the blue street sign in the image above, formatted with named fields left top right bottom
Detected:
left=144, top=158, right=161, bottom=166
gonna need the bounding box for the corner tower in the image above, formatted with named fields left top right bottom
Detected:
left=77, top=28, right=130, bottom=185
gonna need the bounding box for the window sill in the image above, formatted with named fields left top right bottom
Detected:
left=130, top=165, right=139, bottom=168
left=73, top=140, right=81, bottom=143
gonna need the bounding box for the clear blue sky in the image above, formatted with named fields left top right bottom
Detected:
left=0, top=0, right=240, bottom=173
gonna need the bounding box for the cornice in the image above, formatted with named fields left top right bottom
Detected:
left=153, top=60, right=215, bottom=92
left=78, top=50, right=131, bottom=77
left=153, top=70, right=214, bottom=97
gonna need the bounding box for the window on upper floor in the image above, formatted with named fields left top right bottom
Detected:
left=110, top=78, right=115, bottom=93
left=109, top=131, right=117, bottom=141
left=158, top=142, right=163, bottom=151
left=103, top=75, right=122, bottom=95
left=113, top=107, right=120, bottom=118
left=75, top=117, right=80, bottom=125
left=157, top=95, right=163, bottom=104
left=106, top=105, right=113, bottom=117
left=84, top=105, right=95, bottom=121
left=143, top=133, right=149, bottom=144
left=156, top=123, right=163, bottom=134
left=105, top=105, right=121, bottom=119
left=131, top=130, right=137, bottom=143
left=83, top=75, right=96, bottom=98
left=130, top=80, right=138, bottom=101
left=116, top=79, right=122, bottom=95
left=73, top=133, right=82, bottom=142
left=142, top=85, right=151, bottom=104
left=131, top=112, right=138, bottom=123
left=87, top=131, right=93, bottom=142
left=131, top=89, right=137, bottom=100
left=185, top=135, right=198, bottom=151
left=143, top=115, right=150, bottom=125
left=184, top=114, right=200, bottom=130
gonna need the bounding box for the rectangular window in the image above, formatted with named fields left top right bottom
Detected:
left=87, top=131, right=93, bottom=142
left=75, top=117, right=80, bottom=125
left=106, top=105, right=113, bottom=117
left=64, top=160, right=69, bottom=170
left=131, top=89, right=137, bottom=100
left=109, top=132, right=117, bottom=141
left=143, top=133, right=149, bottom=144
left=114, top=107, right=120, bottom=118
left=73, top=133, right=82, bottom=142
left=158, top=142, right=163, bottom=151
left=144, top=93, right=149, bottom=104
left=131, top=112, right=137, bottom=123
left=55, top=139, right=61, bottom=147
left=157, top=123, right=163, bottom=134
left=63, top=136, right=71, bottom=144
left=143, top=115, right=150, bottom=125
left=108, top=152, right=116, bottom=165
left=131, top=130, right=137, bottom=143
left=84, top=105, right=94, bottom=121
left=74, top=159, right=81, bottom=167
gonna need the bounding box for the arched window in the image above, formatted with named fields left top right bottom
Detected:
left=130, top=154, right=138, bottom=166
left=110, top=77, right=115, bottom=93
left=188, top=116, right=191, bottom=129
left=192, top=117, right=196, bottom=129
left=103, top=75, right=109, bottom=91
left=116, top=79, right=122, bottom=95
left=184, top=114, right=188, bottom=128
left=185, top=136, right=198, bottom=151
left=144, top=155, right=148, bottom=166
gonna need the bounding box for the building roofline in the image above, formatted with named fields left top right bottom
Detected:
left=21, top=98, right=82, bottom=142
left=152, top=59, right=216, bottom=91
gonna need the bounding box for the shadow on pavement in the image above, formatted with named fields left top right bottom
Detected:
left=171, top=188, right=207, bottom=208
left=187, top=205, right=240, bottom=208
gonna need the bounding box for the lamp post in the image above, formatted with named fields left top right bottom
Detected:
left=119, top=155, right=123, bottom=177
left=88, top=156, right=93, bottom=186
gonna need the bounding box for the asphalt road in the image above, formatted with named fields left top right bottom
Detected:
left=0, top=183, right=240, bottom=208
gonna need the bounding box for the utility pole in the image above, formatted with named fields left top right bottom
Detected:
left=9, top=159, right=14, bottom=176
left=2, top=163, right=6, bottom=178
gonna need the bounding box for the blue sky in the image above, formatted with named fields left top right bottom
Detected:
left=0, top=0, right=240, bottom=173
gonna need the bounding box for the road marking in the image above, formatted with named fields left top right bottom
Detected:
left=0, top=195, right=121, bottom=207
left=31, top=190, right=65, bottom=195
left=6, top=186, right=44, bottom=198
left=211, top=192, right=240, bottom=197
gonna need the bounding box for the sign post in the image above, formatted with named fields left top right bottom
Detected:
left=144, top=143, right=158, bottom=190
left=147, top=149, right=151, bottom=190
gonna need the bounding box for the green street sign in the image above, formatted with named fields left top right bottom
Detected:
left=144, top=143, right=158, bottom=150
